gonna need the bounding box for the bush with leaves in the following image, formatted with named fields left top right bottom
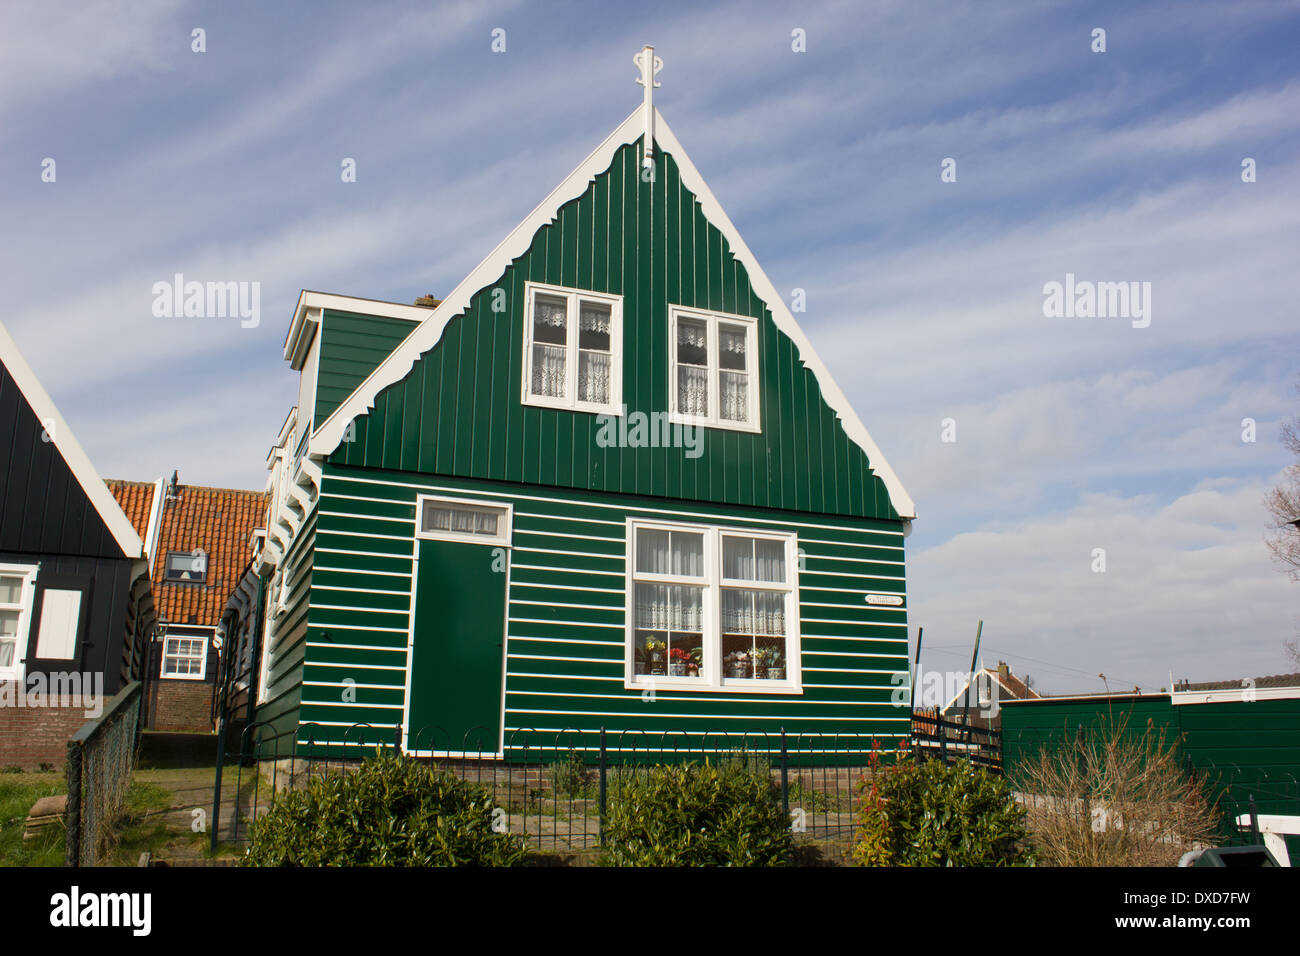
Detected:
left=854, top=747, right=1032, bottom=866
left=242, top=750, right=526, bottom=866
left=600, top=759, right=792, bottom=866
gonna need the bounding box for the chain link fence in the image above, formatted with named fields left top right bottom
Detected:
left=65, top=681, right=143, bottom=867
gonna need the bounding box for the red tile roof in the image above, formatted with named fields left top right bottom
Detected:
left=106, top=479, right=267, bottom=628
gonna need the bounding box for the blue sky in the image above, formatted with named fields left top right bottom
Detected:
left=4, top=1, right=1299, bottom=693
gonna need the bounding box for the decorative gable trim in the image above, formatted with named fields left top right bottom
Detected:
left=0, top=318, right=145, bottom=558
left=309, top=107, right=915, bottom=519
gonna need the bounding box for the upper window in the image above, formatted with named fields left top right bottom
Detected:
left=668, top=306, right=760, bottom=432
left=417, top=496, right=512, bottom=547
left=522, top=282, right=622, bottom=414
left=0, top=565, right=37, bottom=681
left=627, top=521, right=799, bottom=693
left=162, top=634, right=208, bottom=679
left=165, top=550, right=208, bottom=584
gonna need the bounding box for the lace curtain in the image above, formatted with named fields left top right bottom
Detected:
left=578, top=351, right=609, bottom=404
left=677, top=365, right=708, bottom=416
left=678, top=321, right=707, bottom=349
left=720, top=371, right=748, bottom=422
left=636, top=528, right=705, bottom=577
left=534, top=297, right=567, bottom=328
left=423, top=505, right=499, bottom=536
left=531, top=343, right=566, bottom=398
left=719, top=326, right=746, bottom=358
left=635, top=583, right=704, bottom=632
left=721, top=588, right=786, bottom=636
left=579, top=304, right=611, bottom=334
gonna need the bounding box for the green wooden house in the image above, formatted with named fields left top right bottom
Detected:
left=248, top=50, right=916, bottom=759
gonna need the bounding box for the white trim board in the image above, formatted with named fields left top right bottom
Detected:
left=0, top=318, right=144, bottom=558
left=307, top=106, right=915, bottom=519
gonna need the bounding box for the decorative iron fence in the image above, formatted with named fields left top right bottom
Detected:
left=212, top=722, right=917, bottom=858
left=65, top=681, right=143, bottom=867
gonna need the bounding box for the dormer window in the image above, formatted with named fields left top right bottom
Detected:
left=522, top=282, right=622, bottom=414
left=668, top=305, right=760, bottom=432
left=165, top=550, right=208, bottom=584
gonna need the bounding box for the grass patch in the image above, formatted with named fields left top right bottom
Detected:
left=0, top=772, right=66, bottom=867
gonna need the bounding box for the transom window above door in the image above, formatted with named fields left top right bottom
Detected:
left=522, top=282, right=622, bottom=414
left=626, top=520, right=799, bottom=694
left=417, top=496, right=513, bottom=547
left=668, top=306, right=760, bottom=433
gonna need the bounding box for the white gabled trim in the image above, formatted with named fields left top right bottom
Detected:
left=1172, top=685, right=1300, bottom=706
left=307, top=106, right=915, bottom=519
left=0, top=319, right=144, bottom=558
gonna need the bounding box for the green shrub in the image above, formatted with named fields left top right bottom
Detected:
left=242, top=751, right=526, bottom=866
left=600, top=759, right=792, bottom=866
left=854, top=751, right=1032, bottom=866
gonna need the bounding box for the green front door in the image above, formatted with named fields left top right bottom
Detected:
left=406, top=538, right=507, bottom=754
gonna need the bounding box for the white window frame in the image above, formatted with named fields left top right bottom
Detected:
left=161, top=632, right=210, bottom=680
left=667, top=304, right=761, bottom=434
left=415, top=495, right=514, bottom=547
left=624, top=519, right=801, bottom=695
left=0, top=563, right=38, bottom=683
left=521, top=281, right=623, bottom=415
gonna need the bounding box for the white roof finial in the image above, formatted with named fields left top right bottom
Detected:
left=633, top=45, right=662, bottom=168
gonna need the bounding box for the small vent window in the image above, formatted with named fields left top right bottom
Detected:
left=165, top=550, right=208, bottom=583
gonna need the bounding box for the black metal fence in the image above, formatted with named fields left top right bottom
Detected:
left=65, top=681, right=143, bottom=867
left=211, top=721, right=912, bottom=857
left=910, top=711, right=1002, bottom=771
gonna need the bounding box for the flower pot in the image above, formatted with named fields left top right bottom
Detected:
left=650, top=663, right=666, bottom=676
left=767, top=666, right=785, bottom=680
left=686, top=665, right=699, bottom=677
left=754, top=664, right=768, bottom=680
left=728, top=664, right=749, bottom=679
left=669, top=662, right=687, bottom=677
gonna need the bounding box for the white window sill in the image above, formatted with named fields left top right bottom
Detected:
left=625, top=677, right=804, bottom=696
left=667, top=410, right=762, bottom=435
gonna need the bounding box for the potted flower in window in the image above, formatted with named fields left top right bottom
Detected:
left=725, top=650, right=750, bottom=679
left=764, top=647, right=786, bottom=681
left=668, top=646, right=692, bottom=677
left=644, top=639, right=667, bottom=676
left=687, top=646, right=703, bottom=677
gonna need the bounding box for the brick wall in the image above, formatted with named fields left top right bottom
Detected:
left=145, top=637, right=217, bottom=733
left=0, top=697, right=102, bottom=770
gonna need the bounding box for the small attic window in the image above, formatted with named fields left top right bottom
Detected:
left=165, top=550, right=208, bottom=584
left=522, top=282, right=622, bottom=414
left=417, top=496, right=512, bottom=547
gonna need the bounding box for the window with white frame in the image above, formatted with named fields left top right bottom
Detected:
left=0, top=565, right=37, bottom=681
left=669, top=306, right=760, bottom=432
left=522, top=282, right=621, bottom=414
left=628, top=521, right=798, bottom=692
left=417, top=496, right=512, bottom=547
left=162, top=634, right=208, bottom=679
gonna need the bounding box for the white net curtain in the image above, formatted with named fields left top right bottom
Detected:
left=676, top=320, right=709, bottom=416
left=577, top=302, right=612, bottom=404
left=532, top=295, right=568, bottom=398
left=718, top=325, right=749, bottom=422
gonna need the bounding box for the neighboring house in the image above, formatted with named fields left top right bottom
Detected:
left=0, top=318, right=156, bottom=769
left=248, top=55, right=917, bottom=759
left=938, top=660, right=1040, bottom=730
left=106, top=474, right=267, bottom=732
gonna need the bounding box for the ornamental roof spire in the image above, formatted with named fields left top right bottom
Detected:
left=633, top=45, right=662, bottom=168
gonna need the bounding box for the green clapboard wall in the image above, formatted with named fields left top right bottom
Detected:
left=331, top=139, right=900, bottom=521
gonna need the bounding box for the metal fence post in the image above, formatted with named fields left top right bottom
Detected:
left=211, top=715, right=227, bottom=855
left=394, top=723, right=403, bottom=757
left=780, top=727, right=789, bottom=821
left=598, top=726, right=607, bottom=847
left=1249, top=795, right=1260, bottom=844
left=65, top=739, right=82, bottom=868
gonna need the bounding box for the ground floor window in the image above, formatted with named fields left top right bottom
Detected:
left=626, top=520, right=800, bottom=693
left=162, top=633, right=208, bottom=679
left=0, top=564, right=37, bottom=682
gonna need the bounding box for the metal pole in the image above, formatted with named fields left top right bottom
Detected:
left=598, top=726, right=607, bottom=847
left=961, top=620, right=983, bottom=739
left=909, top=626, right=924, bottom=713
left=210, top=716, right=227, bottom=855
left=780, top=727, right=789, bottom=822
left=65, top=740, right=82, bottom=868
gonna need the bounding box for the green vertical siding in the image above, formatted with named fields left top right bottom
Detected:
left=332, top=141, right=898, bottom=521
left=314, top=310, right=419, bottom=427
left=294, top=461, right=910, bottom=755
